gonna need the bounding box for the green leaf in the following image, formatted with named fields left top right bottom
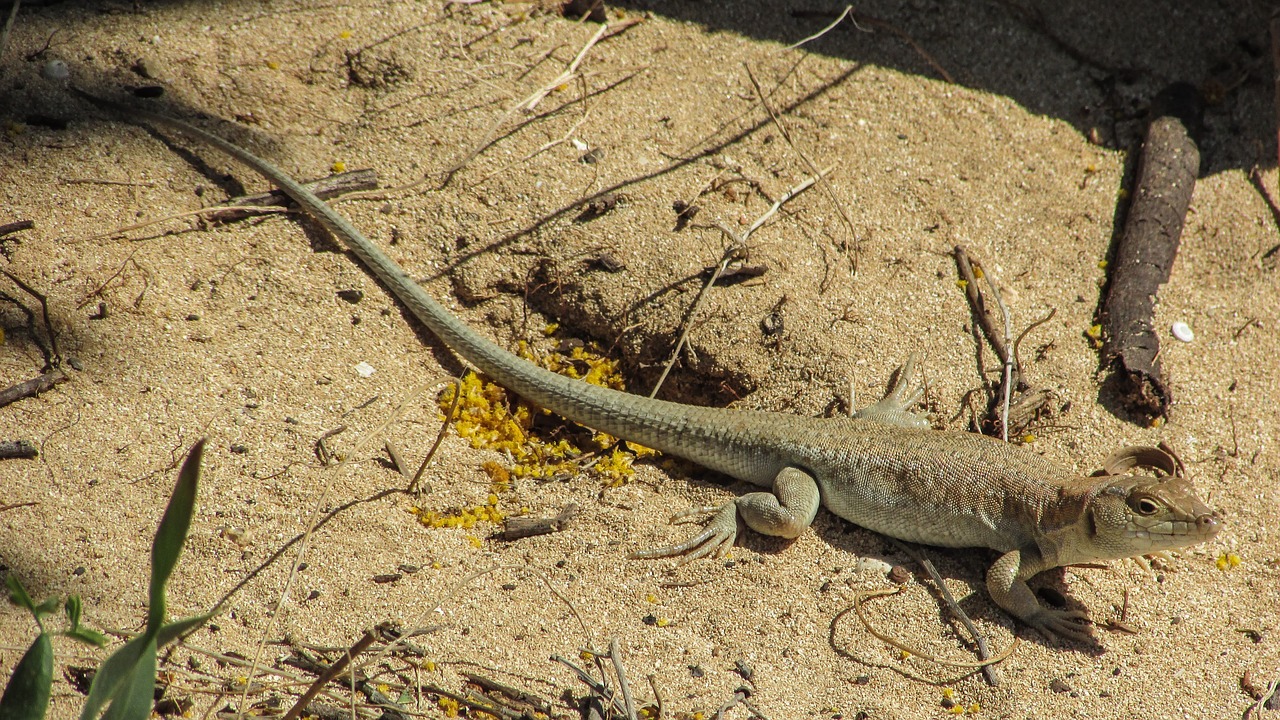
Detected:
left=146, top=439, right=204, bottom=634
left=65, top=595, right=83, bottom=629
left=0, top=632, right=53, bottom=720
left=78, top=635, right=149, bottom=720
left=65, top=626, right=109, bottom=648
left=99, top=639, right=156, bottom=720
left=155, top=612, right=215, bottom=649
left=33, top=597, right=60, bottom=618
left=7, top=575, right=36, bottom=614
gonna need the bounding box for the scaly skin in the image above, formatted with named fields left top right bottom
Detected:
left=104, top=100, right=1223, bottom=641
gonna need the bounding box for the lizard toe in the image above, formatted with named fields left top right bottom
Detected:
left=1030, top=608, right=1094, bottom=643
left=629, top=502, right=739, bottom=563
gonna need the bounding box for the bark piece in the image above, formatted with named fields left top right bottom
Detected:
left=1100, top=83, right=1202, bottom=420
left=499, top=503, right=579, bottom=541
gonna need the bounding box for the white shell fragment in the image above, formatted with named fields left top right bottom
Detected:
left=41, top=59, right=70, bottom=81
left=354, top=361, right=376, bottom=377
left=1171, top=321, right=1194, bottom=343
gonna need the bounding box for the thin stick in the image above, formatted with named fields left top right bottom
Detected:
left=84, top=205, right=289, bottom=241
left=853, top=11, right=953, bottom=83
left=1011, top=307, right=1056, bottom=375
left=552, top=654, right=629, bottom=717
left=0, top=219, right=33, bottom=238
left=851, top=586, right=1019, bottom=669
left=890, top=538, right=1000, bottom=686
left=409, top=378, right=463, bottom=494
left=608, top=638, right=638, bottom=720
left=526, top=23, right=608, bottom=110
left=446, top=23, right=608, bottom=181
left=978, top=265, right=1014, bottom=442
left=648, top=246, right=737, bottom=398
left=62, top=177, right=159, bottom=187
left=786, top=5, right=856, bottom=50
left=280, top=628, right=380, bottom=720
left=649, top=168, right=828, bottom=397
left=468, top=109, right=592, bottom=188
left=0, top=370, right=67, bottom=409
left=1, top=268, right=62, bottom=364
left=84, top=169, right=378, bottom=241
left=746, top=65, right=858, bottom=272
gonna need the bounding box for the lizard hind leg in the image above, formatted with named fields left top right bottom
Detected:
left=853, top=353, right=931, bottom=429
left=630, top=466, right=822, bottom=564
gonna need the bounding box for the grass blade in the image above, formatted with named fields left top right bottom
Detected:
left=99, top=639, right=156, bottom=720
left=77, top=635, right=148, bottom=720
left=155, top=612, right=215, bottom=648
left=146, top=439, right=204, bottom=633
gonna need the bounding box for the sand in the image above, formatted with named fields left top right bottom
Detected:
left=2, top=1, right=1278, bottom=718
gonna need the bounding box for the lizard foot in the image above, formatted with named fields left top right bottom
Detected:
left=1027, top=607, right=1094, bottom=643
left=630, top=502, right=740, bottom=564
left=853, top=354, right=930, bottom=429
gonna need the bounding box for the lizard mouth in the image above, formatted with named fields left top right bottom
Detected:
left=1125, top=510, right=1222, bottom=545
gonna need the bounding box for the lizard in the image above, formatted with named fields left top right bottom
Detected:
left=89, top=96, right=1223, bottom=642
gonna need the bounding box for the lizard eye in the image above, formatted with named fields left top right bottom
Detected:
left=1130, top=497, right=1161, bottom=516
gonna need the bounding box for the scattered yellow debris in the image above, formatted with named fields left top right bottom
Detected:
left=1216, top=552, right=1241, bottom=571
left=437, top=696, right=460, bottom=717
left=331, top=161, right=346, bottom=173
left=436, top=339, right=655, bottom=490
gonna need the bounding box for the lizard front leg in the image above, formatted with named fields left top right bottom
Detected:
left=987, top=548, right=1092, bottom=642
left=632, top=466, right=822, bottom=563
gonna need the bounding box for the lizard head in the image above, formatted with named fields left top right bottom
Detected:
left=1072, top=474, right=1222, bottom=560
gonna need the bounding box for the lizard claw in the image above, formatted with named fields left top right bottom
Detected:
left=630, top=502, right=740, bottom=564
left=1027, top=607, right=1094, bottom=643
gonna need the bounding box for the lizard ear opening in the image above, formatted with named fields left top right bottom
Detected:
left=1045, top=476, right=1112, bottom=534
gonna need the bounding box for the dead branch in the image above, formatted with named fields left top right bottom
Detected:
left=1100, top=83, right=1202, bottom=420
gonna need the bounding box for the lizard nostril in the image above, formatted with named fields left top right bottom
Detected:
left=1197, top=514, right=1222, bottom=533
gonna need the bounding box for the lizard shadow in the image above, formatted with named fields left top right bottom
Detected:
left=811, top=514, right=1108, bottom=654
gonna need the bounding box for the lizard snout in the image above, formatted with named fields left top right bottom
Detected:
left=1195, top=510, right=1223, bottom=537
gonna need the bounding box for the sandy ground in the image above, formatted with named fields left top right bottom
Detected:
left=2, top=1, right=1279, bottom=718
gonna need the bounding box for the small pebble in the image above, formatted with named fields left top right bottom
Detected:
left=354, top=361, right=375, bottom=377
left=1171, top=321, right=1194, bottom=342
left=854, top=556, right=892, bottom=574
left=887, top=564, right=912, bottom=585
